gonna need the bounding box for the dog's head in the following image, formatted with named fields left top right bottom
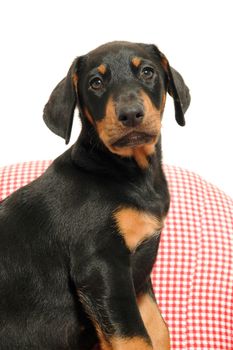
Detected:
left=43, top=41, right=190, bottom=162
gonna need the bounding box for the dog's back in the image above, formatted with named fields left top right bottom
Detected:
left=0, top=152, right=87, bottom=348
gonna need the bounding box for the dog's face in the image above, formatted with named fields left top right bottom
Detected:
left=77, top=42, right=167, bottom=158
left=43, top=41, right=190, bottom=165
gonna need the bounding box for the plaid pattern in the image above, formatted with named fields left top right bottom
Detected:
left=0, top=161, right=232, bottom=350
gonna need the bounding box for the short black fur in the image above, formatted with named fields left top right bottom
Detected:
left=0, top=41, right=190, bottom=349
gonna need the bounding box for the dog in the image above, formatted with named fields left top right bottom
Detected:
left=0, top=41, right=190, bottom=349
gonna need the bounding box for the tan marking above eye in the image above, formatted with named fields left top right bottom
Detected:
left=97, top=64, right=107, bottom=75
left=132, top=57, right=142, bottom=68
left=114, top=207, right=163, bottom=250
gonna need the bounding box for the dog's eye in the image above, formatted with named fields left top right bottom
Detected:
left=89, top=77, right=103, bottom=90
left=140, top=67, right=154, bottom=80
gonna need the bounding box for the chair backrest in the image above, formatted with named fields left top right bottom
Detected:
left=0, top=161, right=233, bottom=349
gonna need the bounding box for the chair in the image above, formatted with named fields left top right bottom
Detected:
left=0, top=161, right=232, bottom=349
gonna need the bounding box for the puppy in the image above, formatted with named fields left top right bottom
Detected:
left=0, top=41, right=190, bottom=349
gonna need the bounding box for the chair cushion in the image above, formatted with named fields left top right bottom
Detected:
left=0, top=161, right=232, bottom=350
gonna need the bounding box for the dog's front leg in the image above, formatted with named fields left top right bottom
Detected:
left=72, top=256, right=153, bottom=350
left=137, top=280, right=170, bottom=350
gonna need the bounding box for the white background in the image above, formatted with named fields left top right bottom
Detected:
left=0, top=0, right=232, bottom=197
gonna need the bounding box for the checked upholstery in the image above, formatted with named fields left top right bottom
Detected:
left=0, top=161, right=232, bottom=350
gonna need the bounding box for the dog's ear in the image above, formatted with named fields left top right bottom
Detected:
left=43, top=57, right=79, bottom=144
left=153, top=46, right=191, bottom=126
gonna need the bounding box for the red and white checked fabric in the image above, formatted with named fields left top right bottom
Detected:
left=0, top=161, right=232, bottom=350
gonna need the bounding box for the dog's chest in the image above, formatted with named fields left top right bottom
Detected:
left=113, top=207, right=163, bottom=251
left=112, top=180, right=166, bottom=251
left=131, top=233, right=161, bottom=292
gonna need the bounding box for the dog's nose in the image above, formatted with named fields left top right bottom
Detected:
left=118, top=106, right=144, bottom=127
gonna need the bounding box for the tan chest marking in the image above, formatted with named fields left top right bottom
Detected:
left=114, top=207, right=163, bottom=250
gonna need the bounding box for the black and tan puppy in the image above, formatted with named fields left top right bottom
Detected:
left=0, top=41, right=190, bottom=349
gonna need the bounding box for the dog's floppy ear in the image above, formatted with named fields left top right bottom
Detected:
left=155, top=47, right=191, bottom=126
left=43, top=57, right=79, bottom=144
